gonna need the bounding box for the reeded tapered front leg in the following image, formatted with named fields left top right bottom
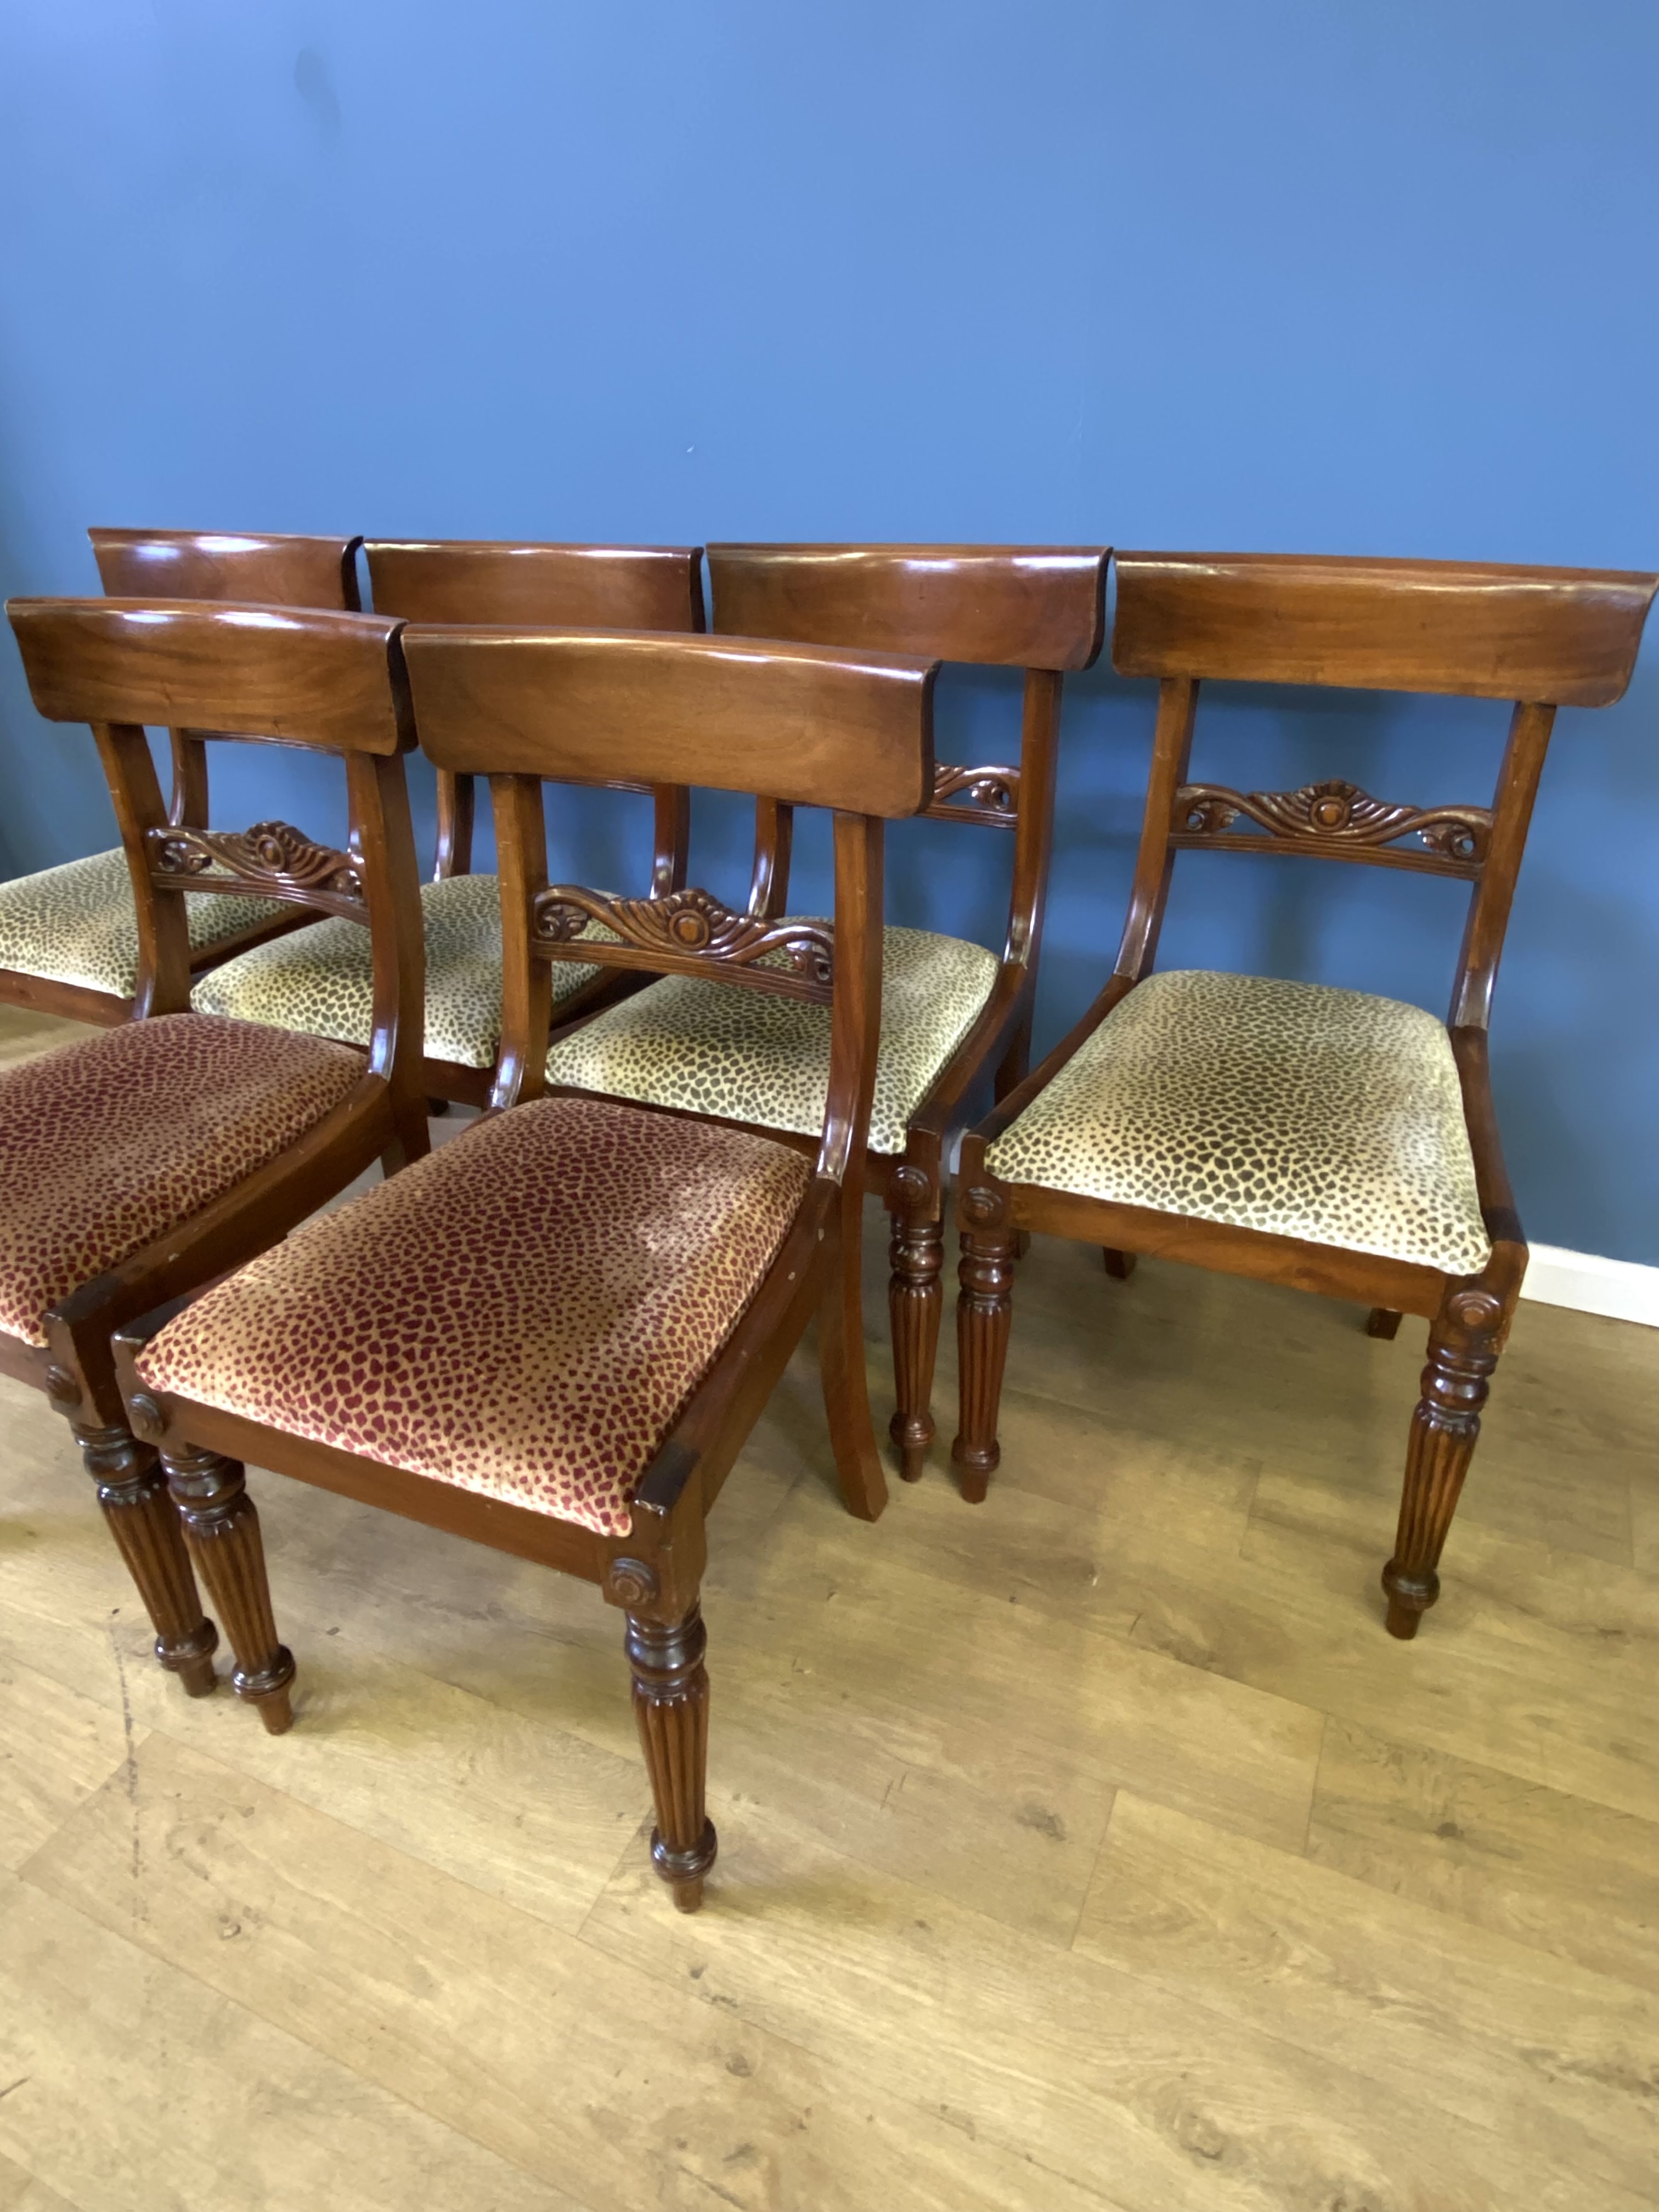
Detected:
left=887, top=1170, right=943, bottom=1482
left=68, top=1413, right=218, bottom=1696
left=627, top=1605, right=716, bottom=1912
left=951, top=1188, right=1017, bottom=1505
left=1383, top=1290, right=1501, bottom=1639
left=162, top=1443, right=294, bottom=1731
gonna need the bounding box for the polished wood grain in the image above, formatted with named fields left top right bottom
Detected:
left=404, top=625, right=938, bottom=816
left=89, top=528, right=362, bottom=611
left=708, top=543, right=1108, bottom=669
left=1113, top=550, right=1659, bottom=703
left=364, top=538, right=704, bottom=889
left=955, top=551, right=1659, bottom=1641
left=364, top=539, right=703, bottom=628
left=9, top=600, right=414, bottom=755
left=4, top=1169, right=1653, bottom=2210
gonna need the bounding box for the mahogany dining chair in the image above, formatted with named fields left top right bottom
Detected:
left=541, top=544, right=1110, bottom=1478
left=189, top=540, right=706, bottom=1103
left=952, top=551, right=1657, bottom=1637
left=0, top=530, right=361, bottom=1025
left=2, top=595, right=428, bottom=1707
left=113, top=619, right=937, bottom=1910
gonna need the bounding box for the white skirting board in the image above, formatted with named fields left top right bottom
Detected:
left=1521, top=1245, right=1659, bottom=1330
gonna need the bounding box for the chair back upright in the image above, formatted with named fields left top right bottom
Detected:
left=89, top=529, right=364, bottom=828
left=707, top=546, right=1109, bottom=972
left=8, top=599, right=425, bottom=1126
left=401, top=624, right=938, bottom=1184
left=365, top=540, right=705, bottom=884
left=1110, top=552, right=1659, bottom=1030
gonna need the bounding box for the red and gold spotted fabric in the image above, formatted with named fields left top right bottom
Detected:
left=0, top=1014, right=365, bottom=1347
left=137, top=1094, right=814, bottom=1536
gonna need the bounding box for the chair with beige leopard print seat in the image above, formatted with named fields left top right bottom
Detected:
left=0, top=529, right=362, bottom=1026
left=952, top=551, right=1658, bottom=1639
left=113, top=620, right=938, bottom=1912
left=190, top=540, right=706, bottom=1104
left=1, top=594, right=430, bottom=1717
left=542, top=543, right=1111, bottom=1481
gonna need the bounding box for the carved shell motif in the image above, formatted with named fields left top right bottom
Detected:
left=533, top=884, right=835, bottom=994
left=149, top=819, right=364, bottom=901
left=1177, top=780, right=1489, bottom=864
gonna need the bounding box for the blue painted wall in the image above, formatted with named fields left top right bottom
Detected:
left=2, top=0, right=1655, bottom=1260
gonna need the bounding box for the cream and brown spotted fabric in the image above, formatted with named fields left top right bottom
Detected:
left=0, top=848, right=289, bottom=1000
left=191, top=873, right=602, bottom=1068
left=0, top=1014, right=364, bottom=1346
left=543, top=925, right=1000, bottom=1156
left=138, top=1094, right=812, bottom=1536
left=986, top=969, right=1491, bottom=1276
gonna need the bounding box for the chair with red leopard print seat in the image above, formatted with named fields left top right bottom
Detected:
left=2, top=595, right=428, bottom=1716
left=112, top=621, right=938, bottom=1912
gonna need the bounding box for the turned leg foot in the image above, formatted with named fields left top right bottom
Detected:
left=1102, top=1248, right=1137, bottom=1280
left=627, top=1605, right=716, bottom=1912
left=71, top=1418, right=218, bottom=1694
left=1367, top=1307, right=1403, bottom=1339
left=1383, top=1298, right=1500, bottom=1639
left=887, top=1199, right=944, bottom=1482
left=163, top=1444, right=294, bottom=1730
left=951, top=1200, right=1017, bottom=1505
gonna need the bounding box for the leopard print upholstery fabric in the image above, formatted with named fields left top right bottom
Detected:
left=0, top=848, right=289, bottom=999
left=191, top=873, right=602, bottom=1068
left=0, top=1014, right=364, bottom=1346
left=543, top=925, right=1000, bottom=1157
left=986, top=969, right=1491, bottom=1276
left=138, top=1094, right=812, bottom=1537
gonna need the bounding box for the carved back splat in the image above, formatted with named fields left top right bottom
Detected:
left=400, top=624, right=935, bottom=1161
left=927, top=761, right=1022, bottom=829
left=1172, top=778, right=1492, bottom=877
left=707, top=544, right=1111, bottom=963
left=531, top=885, right=834, bottom=1002
left=145, top=820, right=367, bottom=919
left=1110, top=551, right=1659, bottom=1024
left=7, top=599, right=426, bottom=1120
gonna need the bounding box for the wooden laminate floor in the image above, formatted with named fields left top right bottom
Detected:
left=1, top=1003, right=1656, bottom=2210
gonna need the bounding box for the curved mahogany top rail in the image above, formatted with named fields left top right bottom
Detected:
left=89, top=529, right=362, bottom=614
left=402, top=626, right=937, bottom=819
left=365, top=540, right=705, bottom=631
left=1113, top=551, right=1659, bottom=706
left=708, top=544, right=1110, bottom=672
left=8, top=600, right=414, bottom=756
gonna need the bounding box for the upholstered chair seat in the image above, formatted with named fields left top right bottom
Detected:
left=543, top=923, right=999, bottom=1155
left=0, top=848, right=289, bottom=998
left=986, top=968, right=1491, bottom=1275
left=136, top=1093, right=814, bottom=1536
left=0, top=1013, right=365, bottom=1347
left=190, top=872, right=603, bottom=1069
